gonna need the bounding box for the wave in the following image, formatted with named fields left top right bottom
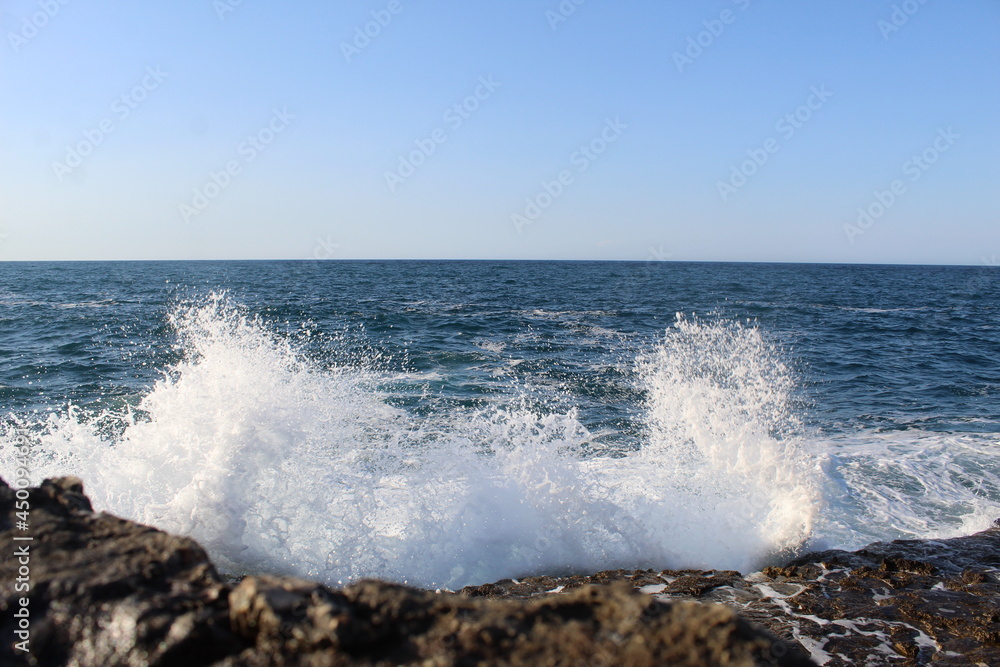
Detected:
left=7, top=296, right=993, bottom=589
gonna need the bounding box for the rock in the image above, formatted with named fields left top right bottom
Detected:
left=222, top=576, right=810, bottom=666
left=1, top=476, right=808, bottom=666
left=7, top=475, right=998, bottom=665
left=462, top=521, right=1000, bottom=665
left=0, top=476, right=240, bottom=666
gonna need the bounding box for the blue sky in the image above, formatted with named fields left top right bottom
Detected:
left=1, top=0, right=997, bottom=263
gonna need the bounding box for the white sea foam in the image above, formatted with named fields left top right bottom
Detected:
left=473, top=338, right=506, bottom=354
left=813, top=430, right=1000, bottom=549
left=3, top=298, right=993, bottom=589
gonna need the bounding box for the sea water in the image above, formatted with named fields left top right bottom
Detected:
left=0, top=260, right=997, bottom=589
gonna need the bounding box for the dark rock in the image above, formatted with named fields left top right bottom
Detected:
left=5, top=475, right=998, bottom=665
left=464, top=524, right=1000, bottom=665
left=0, top=476, right=240, bottom=666
left=0, top=476, right=809, bottom=665
left=222, top=576, right=810, bottom=666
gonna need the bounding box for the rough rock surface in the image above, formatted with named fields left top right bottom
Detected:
left=0, top=476, right=238, bottom=665
left=220, top=576, right=808, bottom=666
left=1, top=476, right=808, bottom=666
left=3, top=475, right=998, bottom=665
left=461, top=524, right=1000, bottom=665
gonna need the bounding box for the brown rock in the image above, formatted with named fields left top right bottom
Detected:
left=8, top=473, right=999, bottom=665
left=222, top=576, right=809, bottom=666
left=1, top=476, right=810, bottom=666
left=469, top=522, right=1000, bottom=665
left=0, top=476, right=240, bottom=666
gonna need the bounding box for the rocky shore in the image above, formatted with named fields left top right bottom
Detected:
left=2, top=476, right=998, bottom=666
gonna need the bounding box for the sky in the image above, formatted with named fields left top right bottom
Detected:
left=0, top=0, right=997, bottom=264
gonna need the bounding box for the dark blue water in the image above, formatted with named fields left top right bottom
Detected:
left=3, top=260, right=997, bottom=429
left=1, top=260, right=998, bottom=587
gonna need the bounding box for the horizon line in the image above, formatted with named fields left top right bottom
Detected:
left=0, top=258, right=994, bottom=269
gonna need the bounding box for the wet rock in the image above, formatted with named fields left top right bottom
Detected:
left=465, top=521, right=1000, bottom=665
left=4, top=475, right=997, bottom=665
left=222, top=576, right=810, bottom=666
left=0, top=476, right=808, bottom=665
left=0, top=476, right=240, bottom=666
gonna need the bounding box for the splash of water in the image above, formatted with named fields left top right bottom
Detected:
left=632, top=314, right=817, bottom=565
left=1, top=299, right=820, bottom=588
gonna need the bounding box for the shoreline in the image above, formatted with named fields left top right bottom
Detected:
left=2, top=475, right=998, bottom=665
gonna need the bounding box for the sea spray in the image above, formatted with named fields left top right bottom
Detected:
left=633, top=314, right=818, bottom=566
left=0, top=297, right=821, bottom=588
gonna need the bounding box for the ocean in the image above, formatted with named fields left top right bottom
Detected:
left=1, top=260, right=997, bottom=590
